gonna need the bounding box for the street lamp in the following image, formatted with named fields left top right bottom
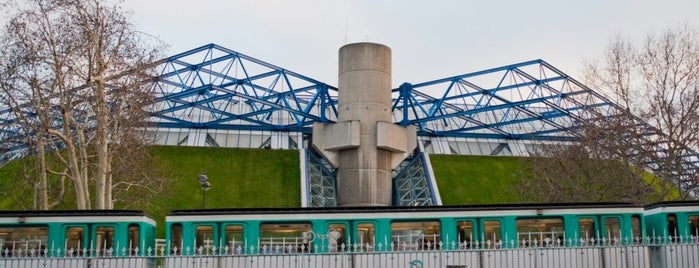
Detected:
left=198, top=172, right=211, bottom=208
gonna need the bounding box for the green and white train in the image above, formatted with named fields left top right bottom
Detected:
left=0, top=210, right=155, bottom=257
left=165, top=202, right=699, bottom=254
left=1, top=201, right=697, bottom=257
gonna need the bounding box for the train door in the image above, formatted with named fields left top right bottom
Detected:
left=630, top=214, right=643, bottom=243
left=192, top=223, right=219, bottom=254
left=352, top=221, right=377, bottom=252
left=479, top=218, right=503, bottom=249
left=222, top=223, right=244, bottom=254
left=689, top=214, right=699, bottom=237
left=167, top=223, right=183, bottom=254
left=91, top=224, right=116, bottom=255
left=576, top=216, right=597, bottom=245
left=127, top=223, right=143, bottom=254
left=63, top=225, right=87, bottom=256
left=456, top=219, right=476, bottom=249
left=601, top=215, right=622, bottom=243
left=666, top=213, right=679, bottom=240
left=318, top=221, right=349, bottom=253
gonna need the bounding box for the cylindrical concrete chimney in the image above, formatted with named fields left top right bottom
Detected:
left=336, top=43, right=393, bottom=206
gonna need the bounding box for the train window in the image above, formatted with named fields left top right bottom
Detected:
left=689, top=216, right=699, bottom=237
left=260, top=223, right=312, bottom=253
left=578, top=218, right=595, bottom=241
left=483, top=220, right=501, bottom=248
left=604, top=217, right=621, bottom=241
left=457, top=220, right=474, bottom=248
left=0, top=226, right=48, bottom=256
left=95, top=226, right=115, bottom=253
left=516, top=218, right=564, bottom=247
left=327, top=223, right=346, bottom=252
left=169, top=224, right=183, bottom=253
left=195, top=225, right=215, bottom=254
left=128, top=224, right=140, bottom=253
left=356, top=222, right=375, bottom=249
left=631, top=215, right=642, bottom=241
left=390, top=221, right=441, bottom=250
left=667, top=214, right=678, bottom=239
left=65, top=227, right=84, bottom=255
left=224, top=225, right=243, bottom=253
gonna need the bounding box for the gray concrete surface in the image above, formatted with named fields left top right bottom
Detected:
left=312, top=43, right=416, bottom=206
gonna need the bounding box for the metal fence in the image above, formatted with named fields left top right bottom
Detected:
left=2, top=237, right=698, bottom=268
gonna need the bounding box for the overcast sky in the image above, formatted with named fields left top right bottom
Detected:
left=123, top=0, right=699, bottom=88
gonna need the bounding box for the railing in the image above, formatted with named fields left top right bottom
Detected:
left=1, top=236, right=698, bottom=268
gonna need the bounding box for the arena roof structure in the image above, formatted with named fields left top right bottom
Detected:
left=147, top=44, right=667, bottom=142
left=150, top=43, right=609, bottom=141
left=1, top=43, right=698, bottom=197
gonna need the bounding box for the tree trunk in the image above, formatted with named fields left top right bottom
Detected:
left=64, top=137, right=89, bottom=209
left=94, top=78, right=109, bottom=209
left=36, top=134, right=49, bottom=210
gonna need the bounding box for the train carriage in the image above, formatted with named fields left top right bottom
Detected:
left=165, top=202, right=645, bottom=255
left=0, top=210, right=156, bottom=257
left=0, top=202, right=696, bottom=267
left=643, top=201, right=699, bottom=268
left=644, top=201, right=699, bottom=241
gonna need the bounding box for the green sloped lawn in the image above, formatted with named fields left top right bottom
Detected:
left=430, top=155, right=527, bottom=205
left=0, top=146, right=301, bottom=237
left=147, top=146, right=300, bottom=236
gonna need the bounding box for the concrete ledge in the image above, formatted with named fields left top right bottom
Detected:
left=376, top=122, right=417, bottom=168
left=312, top=121, right=361, bottom=167
left=324, top=121, right=360, bottom=150
left=377, top=121, right=408, bottom=152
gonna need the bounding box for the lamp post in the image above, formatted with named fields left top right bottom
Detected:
left=198, top=172, right=211, bottom=208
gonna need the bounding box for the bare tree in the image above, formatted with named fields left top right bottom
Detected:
left=516, top=116, right=652, bottom=204
left=584, top=25, right=699, bottom=200
left=0, top=0, right=163, bottom=209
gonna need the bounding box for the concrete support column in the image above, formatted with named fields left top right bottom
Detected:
left=336, top=43, right=393, bottom=206
left=311, top=42, right=416, bottom=207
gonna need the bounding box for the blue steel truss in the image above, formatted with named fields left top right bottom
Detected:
left=149, top=43, right=338, bottom=132
left=305, top=149, right=337, bottom=207
left=390, top=59, right=698, bottom=188
left=393, top=60, right=616, bottom=141
left=392, top=150, right=436, bottom=206
left=1, top=43, right=698, bottom=193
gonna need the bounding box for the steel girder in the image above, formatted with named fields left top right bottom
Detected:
left=305, top=149, right=337, bottom=207
left=391, top=59, right=616, bottom=141
left=149, top=43, right=338, bottom=132
left=390, top=59, right=698, bottom=190
left=392, top=152, right=435, bottom=206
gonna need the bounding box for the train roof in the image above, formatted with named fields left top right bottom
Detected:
left=0, top=210, right=157, bottom=226
left=644, top=200, right=699, bottom=210
left=0, top=209, right=151, bottom=218
left=168, top=202, right=641, bottom=216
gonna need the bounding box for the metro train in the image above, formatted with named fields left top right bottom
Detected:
left=1, top=201, right=697, bottom=257
left=165, top=201, right=699, bottom=254
left=0, top=210, right=155, bottom=257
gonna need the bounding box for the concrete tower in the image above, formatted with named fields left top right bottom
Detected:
left=312, top=43, right=416, bottom=206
